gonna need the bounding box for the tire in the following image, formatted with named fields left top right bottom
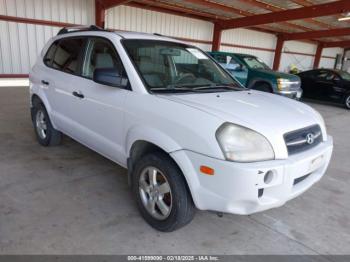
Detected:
left=31, top=99, right=62, bottom=146
left=344, top=94, right=350, bottom=110
left=132, top=152, right=196, bottom=232
left=252, top=82, right=272, bottom=93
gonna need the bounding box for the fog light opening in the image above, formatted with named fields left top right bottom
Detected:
left=264, top=170, right=274, bottom=185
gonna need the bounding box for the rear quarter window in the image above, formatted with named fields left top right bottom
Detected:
left=43, top=41, right=59, bottom=67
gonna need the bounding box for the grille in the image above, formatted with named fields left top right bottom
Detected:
left=288, top=81, right=301, bottom=90
left=284, top=125, right=322, bottom=155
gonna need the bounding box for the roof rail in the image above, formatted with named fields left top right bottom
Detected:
left=57, top=25, right=106, bottom=35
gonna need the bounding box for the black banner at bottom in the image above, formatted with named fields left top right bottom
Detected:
left=0, top=255, right=349, bottom=262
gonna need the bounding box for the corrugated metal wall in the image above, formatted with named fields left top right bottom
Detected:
left=0, top=0, right=94, bottom=74
left=280, top=41, right=316, bottom=72
left=221, top=28, right=276, bottom=67
left=280, top=41, right=342, bottom=72
left=320, top=47, right=343, bottom=69
left=105, top=5, right=213, bottom=51
left=0, top=2, right=344, bottom=75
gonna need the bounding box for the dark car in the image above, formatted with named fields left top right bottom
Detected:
left=297, top=69, right=350, bottom=109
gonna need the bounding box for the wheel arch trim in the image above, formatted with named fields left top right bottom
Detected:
left=248, top=78, right=274, bottom=91
left=30, top=91, right=58, bottom=129
left=125, top=127, right=200, bottom=207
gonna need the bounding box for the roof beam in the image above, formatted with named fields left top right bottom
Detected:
left=99, top=0, right=132, bottom=9
left=221, top=0, right=350, bottom=29
left=324, top=41, right=350, bottom=48
left=212, top=23, right=222, bottom=51
left=0, top=14, right=77, bottom=27
left=290, top=0, right=312, bottom=7
left=182, top=0, right=299, bottom=34
left=184, top=0, right=250, bottom=16
left=126, top=1, right=220, bottom=22
left=284, top=27, right=350, bottom=41
left=273, top=35, right=284, bottom=71
left=235, top=0, right=333, bottom=31
left=313, top=43, right=323, bottom=69
left=95, top=0, right=106, bottom=28
left=236, top=0, right=315, bottom=32
left=291, top=0, right=350, bottom=21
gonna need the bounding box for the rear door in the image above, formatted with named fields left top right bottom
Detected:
left=44, top=37, right=87, bottom=134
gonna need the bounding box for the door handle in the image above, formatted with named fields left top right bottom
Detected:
left=72, top=91, right=85, bottom=99
left=41, top=80, right=49, bottom=85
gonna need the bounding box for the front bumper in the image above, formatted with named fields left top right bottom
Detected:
left=170, top=136, right=333, bottom=215
left=277, top=88, right=303, bottom=100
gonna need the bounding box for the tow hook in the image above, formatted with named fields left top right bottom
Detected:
left=217, top=212, right=223, bottom=218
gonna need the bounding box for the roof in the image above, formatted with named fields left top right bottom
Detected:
left=54, top=26, right=188, bottom=44
left=99, top=0, right=350, bottom=47
left=114, top=31, right=185, bottom=43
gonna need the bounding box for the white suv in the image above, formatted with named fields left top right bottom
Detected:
left=30, top=26, right=333, bottom=232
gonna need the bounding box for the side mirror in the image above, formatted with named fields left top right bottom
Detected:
left=93, top=68, right=128, bottom=88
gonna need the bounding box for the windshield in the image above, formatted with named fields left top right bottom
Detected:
left=122, top=40, right=242, bottom=93
left=242, top=56, right=270, bottom=70
left=337, top=70, right=350, bottom=81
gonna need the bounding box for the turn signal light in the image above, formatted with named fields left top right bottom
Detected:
left=200, top=165, right=214, bottom=176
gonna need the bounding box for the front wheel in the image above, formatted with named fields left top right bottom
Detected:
left=344, top=94, right=350, bottom=110
left=132, top=152, right=195, bottom=232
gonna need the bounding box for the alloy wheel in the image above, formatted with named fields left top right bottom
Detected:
left=35, top=110, right=47, bottom=139
left=139, top=166, right=172, bottom=220
left=346, top=96, right=350, bottom=109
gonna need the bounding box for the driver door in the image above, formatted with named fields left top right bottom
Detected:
left=71, top=37, right=129, bottom=164
left=313, top=70, right=336, bottom=100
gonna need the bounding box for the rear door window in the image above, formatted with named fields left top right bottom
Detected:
left=52, top=38, right=85, bottom=75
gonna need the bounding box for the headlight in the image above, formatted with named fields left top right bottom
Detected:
left=277, top=78, right=292, bottom=91
left=216, top=123, right=275, bottom=162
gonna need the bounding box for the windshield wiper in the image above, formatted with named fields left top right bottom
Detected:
left=149, top=86, right=195, bottom=93
left=193, top=83, right=244, bottom=91
left=150, top=83, right=245, bottom=93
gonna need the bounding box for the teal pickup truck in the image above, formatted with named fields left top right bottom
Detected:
left=208, top=51, right=303, bottom=100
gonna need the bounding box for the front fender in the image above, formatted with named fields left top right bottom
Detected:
left=125, top=125, right=182, bottom=156
left=125, top=126, right=202, bottom=208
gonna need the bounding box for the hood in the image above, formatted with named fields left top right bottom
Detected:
left=254, top=69, right=300, bottom=81
left=159, top=90, right=324, bottom=158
